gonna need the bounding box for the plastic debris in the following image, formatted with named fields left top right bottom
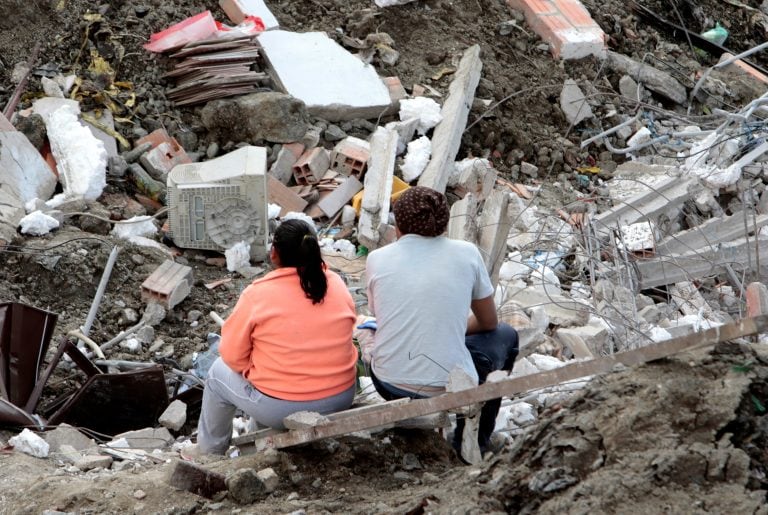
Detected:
left=399, top=97, right=443, bottom=135
left=267, top=203, right=281, bottom=220
left=9, top=429, right=50, bottom=458
left=400, top=136, right=432, bottom=182
left=18, top=211, right=59, bottom=236
left=700, top=23, right=728, bottom=46
left=144, top=11, right=218, bottom=53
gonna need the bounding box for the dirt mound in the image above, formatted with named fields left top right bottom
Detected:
left=475, top=344, right=768, bottom=514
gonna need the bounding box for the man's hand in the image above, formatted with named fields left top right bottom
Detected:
left=467, top=295, right=498, bottom=334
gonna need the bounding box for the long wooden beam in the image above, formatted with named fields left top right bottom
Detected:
left=245, top=314, right=768, bottom=451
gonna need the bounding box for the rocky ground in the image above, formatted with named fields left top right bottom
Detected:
left=2, top=0, right=768, bottom=512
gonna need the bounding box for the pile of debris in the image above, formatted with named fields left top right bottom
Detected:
left=3, top=0, right=768, bottom=510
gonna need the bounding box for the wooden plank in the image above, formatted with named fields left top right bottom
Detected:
left=267, top=175, right=308, bottom=216
left=249, top=314, right=768, bottom=451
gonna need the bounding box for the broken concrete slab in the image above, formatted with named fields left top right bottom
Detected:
left=0, top=112, right=15, bottom=131
left=219, top=0, right=279, bottom=30
left=448, top=192, right=478, bottom=244
left=477, top=190, right=512, bottom=287
left=0, top=131, right=57, bottom=203
left=283, top=411, right=330, bottom=430
left=358, top=127, right=398, bottom=250
left=83, top=109, right=119, bottom=157
left=636, top=236, right=768, bottom=289
left=318, top=176, right=363, bottom=218
left=159, top=399, right=187, bottom=431
left=604, top=51, right=688, bottom=104
left=113, top=427, right=175, bottom=449
left=418, top=45, right=482, bottom=193
left=43, top=423, right=97, bottom=452
left=555, top=323, right=607, bottom=357
left=669, top=281, right=719, bottom=320
left=269, top=142, right=304, bottom=184
left=505, top=287, right=590, bottom=327
left=560, top=79, right=594, bottom=125
left=385, top=117, right=419, bottom=155
left=591, top=176, right=703, bottom=238
left=258, top=31, right=392, bottom=121
left=453, top=158, right=497, bottom=200
left=655, top=212, right=768, bottom=256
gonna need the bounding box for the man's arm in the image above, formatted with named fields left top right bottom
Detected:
left=466, top=295, right=498, bottom=334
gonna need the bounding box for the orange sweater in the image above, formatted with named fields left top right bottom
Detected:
left=219, top=267, right=358, bottom=401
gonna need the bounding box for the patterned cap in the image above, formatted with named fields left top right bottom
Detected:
left=393, top=186, right=449, bottom=237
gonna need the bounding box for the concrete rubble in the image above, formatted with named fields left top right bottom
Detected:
left=5, top=0, right=768, bottom=510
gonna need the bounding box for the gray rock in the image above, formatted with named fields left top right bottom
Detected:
left=520, top=162, right=539, bottom=177
left=619, top=75, right=640, bottom=101
left=323, top=124, right=346, bottom=142
left=187, top=310, right=202, bottom=323
left=174, top=130, right=198, bottom=152
left=75, top=454, right=113, bottom=471
left=135, top=325, right=155, bottom=344
left=57, top=444, right=83, bottom=464
left=112, top=427, right=174, bottom=449
left=158, top=399, right=187, bottom=431
left=75, top=203, right=112, bottom=235
left=201, top=92, right=309, bottom=144
left=108, top=155, right=128, bottom=177
left=226, top=468, right=268, bottom=504
left=206, top=142, right=220, bottom=159
left=44, top=423, right=96, bottom=452
left=560, top=79, right=594, bottom=126
left=256, top=468, right=279, bottom=493
left=15, top=113, right=46, bottom=150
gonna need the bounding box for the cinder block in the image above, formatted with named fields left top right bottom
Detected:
left=383, top=76, right=407, bottom=115
left=140, top=260, right=193, bottom=310
left=292, top=147, right=330, bottom=185
left=329, top=137, right=370, bottom=178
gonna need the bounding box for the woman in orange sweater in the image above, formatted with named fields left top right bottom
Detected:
left=196, top=219, right=358, bottom=455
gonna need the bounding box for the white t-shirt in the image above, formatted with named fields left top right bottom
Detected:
left=366, top=234, right=494, bottom=388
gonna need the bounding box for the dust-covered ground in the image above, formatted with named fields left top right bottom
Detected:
left=2, top=0, right=768, bottom=512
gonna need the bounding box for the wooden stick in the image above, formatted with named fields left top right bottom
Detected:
left=241, top=315, right=768, bottom=451
left=3, top=42, right=41, bottom=120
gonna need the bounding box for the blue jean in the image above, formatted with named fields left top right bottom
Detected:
left=371, top=323, right=519, bottom=452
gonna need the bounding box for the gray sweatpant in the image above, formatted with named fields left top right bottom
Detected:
left=197, top=357, right=356, bottom=454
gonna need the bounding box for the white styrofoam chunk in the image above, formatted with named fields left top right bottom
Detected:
left=226, top=241, right=252, bottom=272
left=18, top=210, right=60, bottom=236
left=399, top=97, right=443, bottom=135
left=400, top=136, right=432, bottom=182
left=527, top=353, right=566, bottom=372
left=258, top=31, right=391, bottom=118
left=111, top=216, right=157, bottom=239
left=9, top=429, right=50, bottom=458
left=649, top=326, right=672, bottom=342
left=267, top=203, right=281, bottom=220
left=508, top=402, right=536, bottom=427
left=281, top=212, right=317, bottom=233
left=46, top=104, right=107, bottom=201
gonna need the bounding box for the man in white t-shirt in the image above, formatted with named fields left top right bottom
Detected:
left=366, top=186, right=518, bottom=459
